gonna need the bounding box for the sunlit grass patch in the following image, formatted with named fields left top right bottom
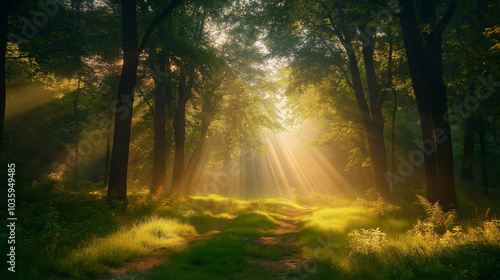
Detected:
left=189, top=194, right=242, bottom=214
left=58, top=216, right=195, bottom=278
left=147, top=237, right=249, bottom=280
left=187, top=212, right=233, bottom=234
left=301, top=207, right=377, bottom=236
left=295, top=191, right=353, bottom=207
left=147, top=212, right=279, bottom=280
left=296, top=198, right=500, bottom=280
left=223, top=213, right=278, bottom=236
left=188, top=195, right=305, bottom=217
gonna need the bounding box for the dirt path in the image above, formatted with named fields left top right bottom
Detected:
left=102, top=208, right=311, bottom=280
left=101, top=230, right=221, bottom=280
left=247, top=208, right=311, bottom=279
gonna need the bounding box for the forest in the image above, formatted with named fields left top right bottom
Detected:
left=1, top=0, right=500, bottom=279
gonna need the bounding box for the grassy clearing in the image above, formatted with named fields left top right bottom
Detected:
left=57, top=216, right=196, bottom=278
left=295, top=195, right=500, bottom=280
left=146, top=212, right=281, bottom=280
left=9, top=180, right=500, bottom=280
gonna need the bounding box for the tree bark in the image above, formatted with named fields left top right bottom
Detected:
left=150, top=55, right=167, bottom=195
left=388, top=31, right=397, bottom=189
left=171, top=71, right=189, bottom=191
left=362, top=41, right=391, bottom=200
left=332, top=6, right=391, bottom=200
left=461, top=120, right=475, bottom=181
left=175, top=103, right=212, bottom=197
left=0, top=3, right=12, bottom=153
left=398, top=0, right=457, bottom=210
left=73, top=79, right=81, bottom=180
left=107, top=0, right=140, bottom=207
left=107, top=0, right=182, bottom=208
left=479, top=114, right=488, bottom=196
left=104, top=108, right=113, bottom=187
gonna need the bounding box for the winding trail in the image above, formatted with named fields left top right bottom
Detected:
left=248, top=207, right=312, bottom=278
left=102, top=207, right=312, bottom=280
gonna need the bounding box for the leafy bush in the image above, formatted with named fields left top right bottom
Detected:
left=414, top=195, right=457, bottom=234
left=347, top=228, right=387, bottom=254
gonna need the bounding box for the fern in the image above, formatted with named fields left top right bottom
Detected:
left=416, top=195, right=457, bottom=234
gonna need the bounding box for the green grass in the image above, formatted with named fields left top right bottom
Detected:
left=146, top=212, right=279, bottom=280
left=57, top=216, right=196, bottom=279
left=295, top=195, right=500, bottom=280
left=222, top=212, right=278, bottom=236
left=8, top=182, right=500, bottom=280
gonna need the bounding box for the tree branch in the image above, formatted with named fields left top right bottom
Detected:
left=137, top=88, right=154, bottom=115
left=139, top=0, right=184, bottom=52
left=337, top=65, right=355, bottom=90
left=5, top=55, right=28, bottom=60
left=437, top=0, right=458, bottom=35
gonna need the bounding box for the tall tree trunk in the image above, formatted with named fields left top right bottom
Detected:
left=170, top=16, right=204, bottom=194
left=104, top=108, right=113, bottom=187
left=388, top=31, right=397, bottom=190
left=107, top=0, right=182, bottom=207
left=171, top=71, right=189, bottom=191
left=107, top=0, right=140, bottom=207
left=362, top=41, right=391, bottom=200
left=150, top=56, right=167, bottom=195
left=175, top=109, right=212, bottom=197
left=73, top=79, right=80, bottom=180
left=479, top=114, right=488, bottom=196
left=332, top=6, right=391, bottom=200
left=0, top=4, right=11, bottom=153
left=461, top=84, right=476, bottom=181
left=461, top=119, right=475, bottom=181
left=398, top=0, right=457, bottom=210
left=430, top=82, right=456, bottom=209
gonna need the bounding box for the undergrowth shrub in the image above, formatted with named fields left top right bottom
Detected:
left=347, top=228, right=387, bottom=254
left=353, top=197, right=399, bottom=216
left=411, top=195, right=457, bottom=235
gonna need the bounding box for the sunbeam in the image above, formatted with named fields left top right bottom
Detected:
left=188, top=120, right=353, bottom=200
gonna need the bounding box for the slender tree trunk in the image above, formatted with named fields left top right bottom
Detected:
left=175, top=111, right=211, bottom=197
left=171, top=72, right=188, bottom=191
left=107, top=0, right=140, bottom=207
left=391, top=91, right=397, bottom=187
left=398, top=0, right=457, bottom=210
left=388, top=31, right=397, bottom=190
left=461, top=119, right=475, bottom=181
left=100, top=0, right=182, bottom=207
left=479, top=114, right=488, bottom=196
left=0, top=5, right=10, bottom=153
left=73, top=79, right=80, bottom=180
left=150, top=56, right=167, bottom=195
left=104, top=108, right=113, bottom=187
left=362, top=42, right=391, bottom=200
left=431, top=84, right=456, bottom=209
left=332, top=7, right=391, bottom=199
